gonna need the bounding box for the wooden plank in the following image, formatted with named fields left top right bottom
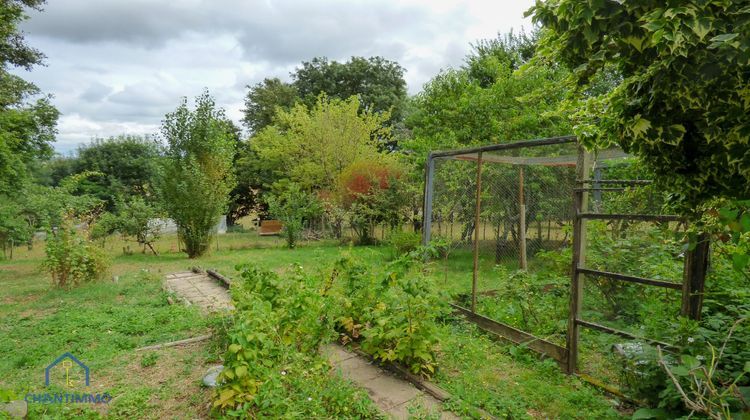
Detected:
left=566, top=147, right=590, bottom=374
left=422, top=155, right=435, bottom=245
left=259, top=220, right=283, bottom=236
left=577, top=268, right=682, bottom=290
left=206, top=269, right=232, bottom=288
left=681, top=233, right=710, bottom=320
left=451, top=304, right=568, bottom=364
left=135, top=334, right=213, bottom=351
left=576, top=319, right=676, bottom=350
left=577, top=213, right=683, bottom=222
left=578, top=179, right=652, bottom=185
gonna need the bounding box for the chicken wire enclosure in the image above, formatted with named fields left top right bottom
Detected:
left=421, top=136, right=711, bottom=394
left=422, top=136, right=628, bottom=290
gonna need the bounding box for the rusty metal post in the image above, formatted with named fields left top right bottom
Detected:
left=681, top=233, right=710, bottom=320
left=471, top=152, right=484, bottom=313
left=519, top=167, right=527, bottom=270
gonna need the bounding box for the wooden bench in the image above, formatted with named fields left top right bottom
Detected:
left=259, top=220, right=283, bottom=236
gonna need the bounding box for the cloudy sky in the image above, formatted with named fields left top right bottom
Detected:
left=14, top=0, right=535, bottom=153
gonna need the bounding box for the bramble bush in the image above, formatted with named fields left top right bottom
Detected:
left=214, top=264, right=379, bottom=418
left=333, top=249, right=449, bottom=377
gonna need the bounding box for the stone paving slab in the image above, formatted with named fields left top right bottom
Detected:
left=164, top=271, right=233, bottom=312
left=321, top=344, right=460, bottom=420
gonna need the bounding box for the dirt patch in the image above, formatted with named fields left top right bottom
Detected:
left=94, top=341, right=216, bottom=418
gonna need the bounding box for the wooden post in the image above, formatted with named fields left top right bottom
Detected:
left=566, top=147, right=592, bottom=374
left=681, top=233, right=710, bottom=320
left=519, top=167, right=527, bottom=270
left=471, top=152, right=484, bottom=313
left=422, top=155, right=435, bottom=245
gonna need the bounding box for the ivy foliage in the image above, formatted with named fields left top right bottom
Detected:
left=531, top=0, right=750, bottom=209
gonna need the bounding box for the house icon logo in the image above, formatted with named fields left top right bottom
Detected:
left=45, top=353, right=89, bottom=387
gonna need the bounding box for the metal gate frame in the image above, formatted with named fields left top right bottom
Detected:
left=421, top=136, right=710, bottom=377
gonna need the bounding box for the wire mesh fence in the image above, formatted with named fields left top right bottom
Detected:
left=422, top=137, right=711, bottom=396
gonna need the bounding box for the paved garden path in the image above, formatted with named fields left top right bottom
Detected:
left=163, top=271, right=233, bottom=312
left=321, top=343, right=461, bottom=420
left=164, top=272, right=461, bottom=419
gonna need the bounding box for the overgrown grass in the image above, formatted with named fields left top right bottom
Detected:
left=0, top=231, right=622, bottom=418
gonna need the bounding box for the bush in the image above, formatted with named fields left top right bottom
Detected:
left=155, top=91, right=236, bottom=258
left=386, top=231, right=421, bottom=257
left=333, top=251, right=449, bottom=376
left=214, top=264, right=380, bottom=418
left=43, top=218, right=109, bottom=288
left=265, top=183, right=321, bottom=249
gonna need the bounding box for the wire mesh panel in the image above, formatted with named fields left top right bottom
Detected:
left=424, top=138, right=710, bottom=398
left=573, top=178, right=692, bottom=393
left=426, top=139, right=588, bottom=349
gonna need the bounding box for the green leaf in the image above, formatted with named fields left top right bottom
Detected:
left=632, top=116, right=652, bottom=136
left=690, top=17, right=712, bottom=40
left=744, top=361, right=750, bottom=373
left=681, top=355, right=700, bottom=369
left=710, top=33, right=739, bottom=43
left=740, top=213, right=750, bottom=232
left=732, top=253, right=749, bottom=271
left=235, top=365, right=248, bottom=378
left=671, top=365, right=690, bottom=376
left=632, top=407, right=668, bottom=419
left=719, top=207, right=739, bottom=221
left=625, top=36, right=646, bottom=52
left=229, top=343, right=242, bottom=353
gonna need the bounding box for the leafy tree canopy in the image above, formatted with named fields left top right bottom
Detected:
left=241, top=77, right=298, bottom=134
left=406, top=30, right=571, bottom=153
left=155, top=90, right=237, bottom=258
left=531, top=0, right=750, bottom=209
left=38, top=136, right=161, bottom=211
left=0, top=0, right=58, bottom=195
left=292, top=56, right=407, bottom=123
left=252, top=94, right=390, bottom=190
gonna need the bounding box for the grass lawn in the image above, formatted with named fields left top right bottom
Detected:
left=0, top=231, right=622, bottom=419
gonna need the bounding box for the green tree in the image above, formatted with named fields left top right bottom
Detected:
left=155, top=91, right=236, bottom=258
left=531, top=0, right=750, bottom=209
left=68, top=135, right=160, bottom=211
left=227, top=140, right=273, bottom=226
left=292, top=56, right=407, bottom=123
left=241, top=77, right=298, bottom=134
left=253, top=95, right=389, bottom=190
left=94, top=197, right=163, bottom=255
left=265, top=182, right=321, bottom=249
left=0, top=0, right=58, bottom=195
left=406, top=31, right=570, bottom=151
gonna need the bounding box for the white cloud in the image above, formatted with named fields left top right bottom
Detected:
left=13, top=0, right=534, bottom=151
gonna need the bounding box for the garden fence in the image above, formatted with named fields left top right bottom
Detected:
left=422, top=136, right=710, bottom=394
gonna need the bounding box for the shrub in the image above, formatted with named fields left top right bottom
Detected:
left=386, top=231, right=421, bottom=257
left=43, top=218, right=109, bottom=288
left=265, top=183, right=321, bottom=249
left=155, top=91, right=236, bottom=258
left=334, top=159, right=408, bottom=245
left=333, top=251, right=449, bottom=377
left=214, top=264, right=377, bottom=417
